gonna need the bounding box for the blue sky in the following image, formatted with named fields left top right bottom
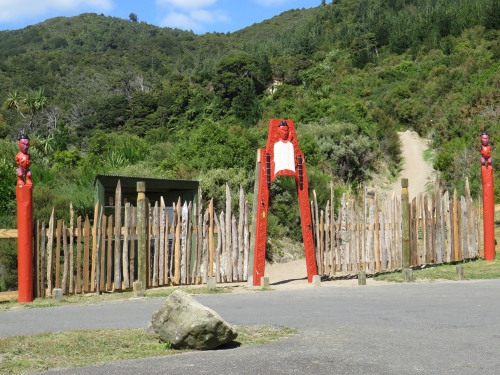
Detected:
left=0, top=0, right=323, bottom=34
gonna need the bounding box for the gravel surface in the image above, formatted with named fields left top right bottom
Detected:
left=389, top=130, right=435, bottom=200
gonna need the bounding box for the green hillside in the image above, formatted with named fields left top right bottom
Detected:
left=1, top=0, right=500, bottom=289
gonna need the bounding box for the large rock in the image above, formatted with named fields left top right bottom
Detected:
left=151, top=290, right=238, bottom=350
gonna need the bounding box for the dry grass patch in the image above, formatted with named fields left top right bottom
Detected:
left=0, top=325, right=298, bottom=374
left=375, top=252, right=500, bottom=283
left=0, top=286, right=231, bottom=312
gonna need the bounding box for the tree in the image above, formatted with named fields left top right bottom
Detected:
left=214, top=50, right=264, bottom=103
left=129, top=13, right=138, bottom=22
left=4, top=89, right=47, bottom=134
left=321, top=0, right=326, bottom=5
left=231, top=78, right=263, bottom=127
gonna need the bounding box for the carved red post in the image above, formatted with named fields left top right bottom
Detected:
left=480, top=132, right=495, bottom=261
left=253, top=119, right=317, bottom=285
left=16, top=134, right=33, bottom=302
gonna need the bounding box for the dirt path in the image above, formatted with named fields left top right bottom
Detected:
left=388, top=130, right=435, bottom=201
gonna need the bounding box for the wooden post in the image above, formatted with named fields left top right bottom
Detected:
left=341, top=194, right=347, bottom=275
left=380, top=211, right=386, bottom=271
left=95, top=211, right=102, bottom=294
left=159, top=198, right=165, bottom=285
left=209, top=198, right=214, bottom=277
left=153, top=201, right=160, bottom=287
left=34, top=221, right=40, bottom=298
left=247, top=149, right=261, bottom=284
left=243, top=201, right=249, bottom=281
left=202, top=209, right=209, bottom=283
left=174, top=197, right=181, bottom=284
left=69, top=203, right=74, bottom=294
left=232, top=214, right=238, bottom=281
left=219, top=211, right=226, bottom=282
left=123, top=203, right=131, bottom=288
left=411, top=197, right=418, bottom=267
left=366, top=201, right=373, bottom=272
left=325, top=201, right=330, bottom=276
left=319, top=209, right=324, bottom=276
left=114, top=181, right=122, bottom=290
left=62, top=223, right=69, bottom=294
left=313, top=190, right=321, bottom=275
left=401, top=179, right=410, bottom=269
left=100, top=215, right=107, bottom=290
left=238, top=186, right=244, bottom=280
left=83, top=215, right=90, bottom=293
left=46, top=209, right=55, bottom=296
left=55, top=219, right=61, bottom=289
left=330, top=183, right=335, bottom=276
left=76, top=215, right=81, bottom=294
left=136, top=181, right=147, bottom=289
left=453, top=189, right=459, bottom=262
left=374, top=194, right=380, bottom=272
left=186, top=201, right=193, bottom=285
left=90, top=201, right=99, bottom=292
left=436, top=191, right=443, bottom=264
left=106, top=215, right=113, bottom=291
left=215, top=212, right=221, bottom=283
left=363, top=186, right=367, bottom=271
left=196, top=190, right=203, bottom=283
left=225, top=184, right=232, bottom=282
left=180, top=201, right=188, bottom=285
left=40, top=221, right=46, bottom=297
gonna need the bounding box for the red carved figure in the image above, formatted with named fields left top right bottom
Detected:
left=480, top=132, right=492, bottom=167
left=15, top=134, right=32, bottom=186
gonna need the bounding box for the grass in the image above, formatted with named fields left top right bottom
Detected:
left=0, top=286, right=231, bottom=312
left=0, top=325, right=298, bottom=374
left=374, top=252, right=500, bottom=283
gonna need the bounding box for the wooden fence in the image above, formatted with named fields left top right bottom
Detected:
left=310, top=179, right=482, bottom=277
left=1, top=177, right=485, bottom=298
left=32, top=182, right=250, bottom=297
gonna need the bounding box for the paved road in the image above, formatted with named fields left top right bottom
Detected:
left=2, top=280, right=499, bottom=374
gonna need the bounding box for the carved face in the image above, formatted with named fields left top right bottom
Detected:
left=18, top=138, right=30, bottom=154
left=481, top=133, right=490, bottom=146
left=279, top=125, right=289, bottom=140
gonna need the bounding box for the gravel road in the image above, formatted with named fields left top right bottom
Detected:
left=389, top=130, right=435, bottom=200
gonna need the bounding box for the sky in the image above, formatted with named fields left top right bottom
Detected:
left=0, top=0, right=323, bottom=34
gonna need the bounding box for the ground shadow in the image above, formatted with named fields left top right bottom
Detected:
left=271, top=277, right=307, bottom=286
left=215, top=341, right=242, bottom=350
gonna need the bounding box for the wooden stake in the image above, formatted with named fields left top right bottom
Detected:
left=76, top=215, right=82, bottom=294
left=69, top=203, right=74, bottom=294
left=114, top=181, right=122, bottom=290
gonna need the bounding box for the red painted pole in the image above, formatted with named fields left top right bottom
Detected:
left=16, top=135, right=34, bottom=302
left=480, top=132, right=495, bottom=261
left=482, top=166, right=495, bottom=261
left=17, top=180, right=33, bottom=302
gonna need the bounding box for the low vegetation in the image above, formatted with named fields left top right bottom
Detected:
left=375, top=252, right=500, bottom=283
left=0, top=325, right=298, bottom=374
left=0, top=286, right=230, bottom=312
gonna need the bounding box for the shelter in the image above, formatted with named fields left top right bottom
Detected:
left=93, top=174, right=199, bottom=215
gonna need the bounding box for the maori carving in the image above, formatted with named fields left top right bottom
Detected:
left=15, top=134, right=32, bottom=186
left=253, top=119, right=317, bottom=285
left=480, top=131, right=492, bottom=167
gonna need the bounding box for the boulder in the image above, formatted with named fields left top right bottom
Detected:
left=151, top=290, right=238, bottom=350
